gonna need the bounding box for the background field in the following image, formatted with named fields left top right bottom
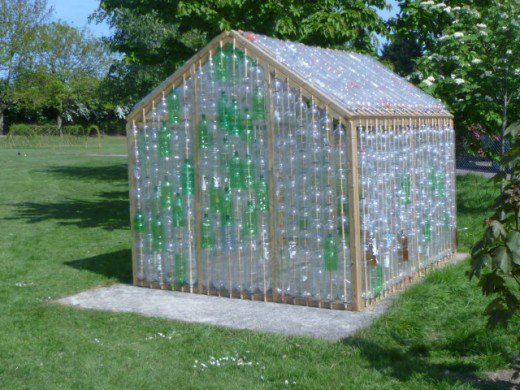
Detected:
left=0, top=137, right=517, bottom=389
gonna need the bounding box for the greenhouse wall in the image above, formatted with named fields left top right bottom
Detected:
left=127, top=31, right=457, bottom=311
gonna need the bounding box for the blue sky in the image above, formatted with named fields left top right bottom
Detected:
left=48, top=0, right=110, bottom=37
left=48, top=0, right=398, bottom=39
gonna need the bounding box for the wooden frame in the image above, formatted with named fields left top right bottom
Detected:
left=126, top=30, right=457, bottom=311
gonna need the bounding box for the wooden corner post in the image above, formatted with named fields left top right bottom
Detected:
left=345, top=119, right=364, bottom=311
left=126, top=120, right=139, bottom=286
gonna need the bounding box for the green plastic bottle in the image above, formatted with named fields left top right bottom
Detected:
left=229, top=151, right=244, bottom=189
left=167, top=91, right=181, bottom=125
left=134, top=210, right=145, bottom=233
left=158, top=122, right=172, bottom=158
left=161, top=176, right=173, bottom=209
left=222, top=187, right=233, bottom=224
left=201, top=213, right=215, bottom=249
left=242, top=108, right=255, bottom=144
left=198, top=114, right=210, bottom=149
left=324, top=234, right=339, bottom=272
left=402, top=173, right=411, bottom=205
left=172, top=193, right=185, bottom=228
left=252, top=85, right=266, bottom=120
left=217, top=91, right=230, bottom=131
left=243, top=201, right=258, bottom=236
left=175, top=253, right=187, bottom=285
left=243, top=154, right=256, bottom=189
left=256, top=175, right=269, bottom=212
left=228, top=97, right=243, bottom=138
left=372, top=264, right=383, bottom=296
left=152, top=216, right=164, bottom=252
left=215, top=48, right=229, bottom=81
left=181, top=159, right=195, bottom=195
left=210, top=178, right=223, bottom=215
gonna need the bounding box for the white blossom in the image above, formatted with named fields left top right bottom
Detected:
left=506, top=49, right=512, bottom=55
left=479, top=30, right=488, bottom=36
left=471, top=58, right=483, bottom=64
left=444, top=6, right=451, bottom=12
left=421, top=1, right=435, bottom=5
left=454, top=78, right=465, bottom=85
left=439, top=35, right=450, bottom=41
left=485, top=96, right=493, bottom=102
left=435, top=2, right=447, bottom=8
left=453, top=32, right=464, bottom=38
left=476, top=23, right=487, bottom=28
left=501, top=12, right=509, bottom=19
left=452, top=6, right=461, bottom=11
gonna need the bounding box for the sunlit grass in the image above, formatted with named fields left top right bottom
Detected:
left=0, top=138, right=516, bottom=388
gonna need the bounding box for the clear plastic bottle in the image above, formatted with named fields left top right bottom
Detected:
left=167, top=90, right=181, bottom=125
left=243, top=200, right=258, bottom=236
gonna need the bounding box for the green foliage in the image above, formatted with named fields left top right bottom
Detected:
left=14, top=22, right=112, bottom=131
left=94, top=0, right=390, bottom=105
left=469, top=122, right=520, bottom=329
left=388, top=0, right=519, bottom=147
left=0, top=0, right=52, bottom=132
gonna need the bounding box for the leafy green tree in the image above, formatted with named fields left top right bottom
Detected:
left=0, top=0, right=51, bottom=133
left=93, top=0, right=390, bottom=105
left=389, top=0, right=519, bottom=158
left=15, top=22, right=112, bottom=134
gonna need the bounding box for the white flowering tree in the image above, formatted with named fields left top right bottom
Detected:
left=391, top=1, right=519, bottom=159
left=391, top=0, right=520, bottom=330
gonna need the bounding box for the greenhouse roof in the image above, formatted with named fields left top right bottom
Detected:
left=128, top=30, right=451, bottom=123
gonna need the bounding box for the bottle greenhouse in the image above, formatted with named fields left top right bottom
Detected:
left=126, top=30, right=457, bottom=311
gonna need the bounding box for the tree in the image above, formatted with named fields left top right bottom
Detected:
left=388, top=0, right=519, bottom=159
left=93, top=0, right=390, bottom=105
left=0, top=0, right=51, bottom=133
left=16, top=22, right=112, bottom=134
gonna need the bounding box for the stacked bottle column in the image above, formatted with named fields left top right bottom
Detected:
left=358, top=123, right=457, bottom=302
left=270, top=77, right=351, bottom=306
left=193, top=44, right=271, bottom=297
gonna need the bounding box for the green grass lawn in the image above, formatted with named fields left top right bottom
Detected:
left=0, top=137, right=517, bottom=389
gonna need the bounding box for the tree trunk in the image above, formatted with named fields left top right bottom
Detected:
left=0, top=109, right=4, bottom=136
left=500, top=94, right=508, bottom=221
left=57, top=113, right=63, bottom=137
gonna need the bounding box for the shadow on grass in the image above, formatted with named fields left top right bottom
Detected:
left=9, top=190, right=129, bottom=230
left=65, top=249, right=133, bottom=283
left=42, top=164, right=128, bottom=182
left=341, top=337, right=511, bottom=389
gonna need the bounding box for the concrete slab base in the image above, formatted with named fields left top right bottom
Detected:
left=58, top=253, right=468, bottom=340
